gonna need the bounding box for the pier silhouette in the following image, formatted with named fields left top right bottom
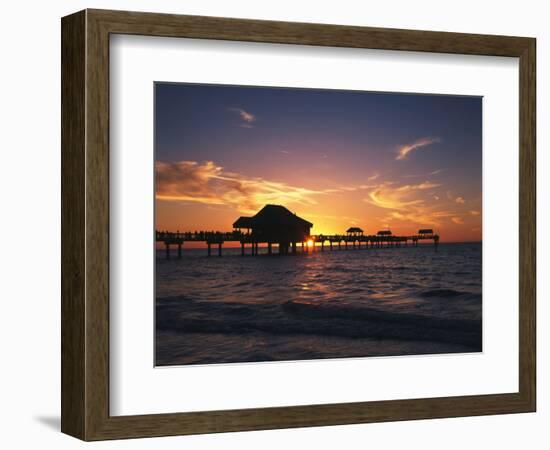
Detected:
left=156, top=204, right=440, bottom=258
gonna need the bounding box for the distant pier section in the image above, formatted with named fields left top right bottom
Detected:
left=156, top=204, right=440, bottom=258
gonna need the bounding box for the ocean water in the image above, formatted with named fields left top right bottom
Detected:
left=155, top=242, right=482, bottom=366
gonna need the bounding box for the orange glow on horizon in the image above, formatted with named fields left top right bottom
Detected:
left=155, top=161, right=482, bottom=243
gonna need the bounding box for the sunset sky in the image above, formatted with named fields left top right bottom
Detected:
left=155, top=83, right=482, bottom=242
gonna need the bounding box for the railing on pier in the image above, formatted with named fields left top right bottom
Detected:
left=156, top=229, right=439, bottom=258
left=156, top=230, right=246, bottom=243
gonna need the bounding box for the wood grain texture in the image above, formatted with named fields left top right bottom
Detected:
left=61, top=10, right=86, bottom=439
left=89, top=8, right=532, bottom=57
left=518, top=39, right=536, bottom=410
left=85, top=9, right=111, bottom=440
left=61, top=9, right=537, bottom=441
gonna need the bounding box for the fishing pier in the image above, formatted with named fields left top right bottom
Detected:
left=156, top=204, right=439, bottom=258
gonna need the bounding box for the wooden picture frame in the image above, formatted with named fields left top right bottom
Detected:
left=61, top=9, right=536, bottom=441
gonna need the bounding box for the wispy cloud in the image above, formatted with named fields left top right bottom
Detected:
left=396, top=137, right=441, bottom=160
left=469, top=210, right=480, bottom=216
left=451, top=217, right=464, bottom=224
left=409, top=181, right=442, bottom=190
left=403, top=168, right=445, bottom=178
left=363, top=179, right=466, bottom=226
left=228, top=107, right=257, bottom=128
left=156, top=160, right=335, bottom=214
left=365, top=180, right=441, bottom=211
left=367, top=172, right=380, bottom=181
left=455, top=196, right=465, bottom=204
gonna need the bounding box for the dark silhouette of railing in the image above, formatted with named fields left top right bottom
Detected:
left=156, top=229, right=439, bottom=258
left=156, top=230, right=245, bottom=243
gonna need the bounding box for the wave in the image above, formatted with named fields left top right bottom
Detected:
left=420, top=288, right=470, bottom=298
left=156, top=296, right=482, bottom=350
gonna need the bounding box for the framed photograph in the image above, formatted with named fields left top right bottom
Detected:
left=61, top=9, right=536, bottom=440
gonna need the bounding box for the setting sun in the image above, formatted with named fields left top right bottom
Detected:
left=307, top=239, right=314, bottom=248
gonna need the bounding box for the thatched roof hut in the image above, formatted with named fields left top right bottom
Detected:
left=418, top=229, right=434, bottom=235
left=233, top=216, right=254, bottom=230
left=377, top=230, right=393, bottom=236
left=233, top=205, right=312, bottom=243
left=346, top=227, right=364, bottom=235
